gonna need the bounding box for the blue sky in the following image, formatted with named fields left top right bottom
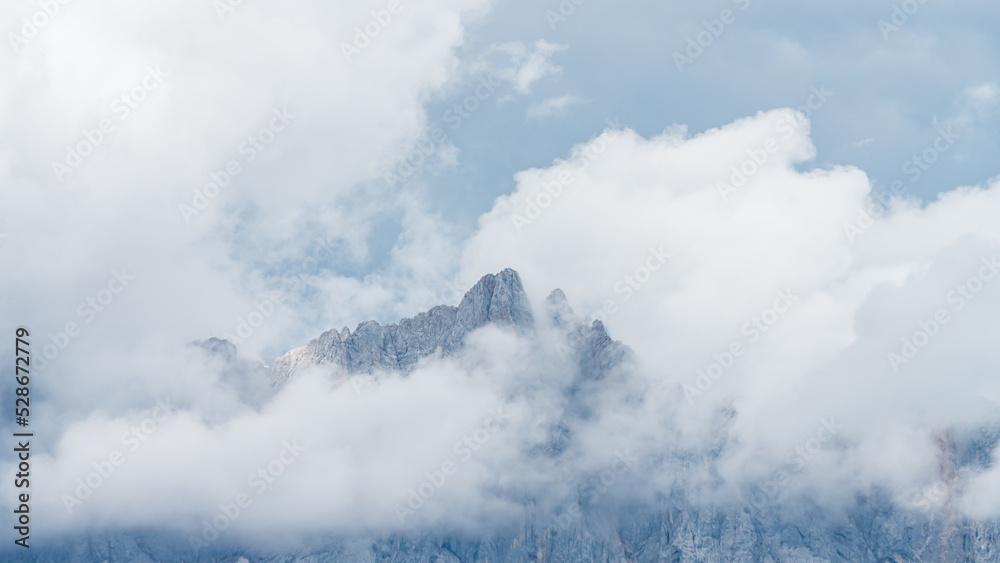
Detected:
left=405, top=0, right=999, bottom=239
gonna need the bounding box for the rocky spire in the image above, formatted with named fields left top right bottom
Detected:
left=268, top=268, right=535, bottom=384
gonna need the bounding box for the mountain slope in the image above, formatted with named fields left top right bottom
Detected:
left=268, top=268, right=534, bottom=384
left=9, top=269, right=1000, bottom=563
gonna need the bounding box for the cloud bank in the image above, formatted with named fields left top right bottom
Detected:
left=7, top=106, right=1000, bottom=550
left=2, top=0, right=1000, bottom=549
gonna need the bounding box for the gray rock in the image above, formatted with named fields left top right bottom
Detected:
left=192, top=337, right=274, bottom=409
left=544, top=288, right=575, bottom=329
left=12, top=493, right=1000, bottom=562
left=269, top=268, right=534, bottom=384
left=13, top=270, right=1000, bottom=562
left=544, top=288, right=632, bottom=383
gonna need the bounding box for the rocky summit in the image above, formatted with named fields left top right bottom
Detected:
left=268, top=268, right=536, bottom=384
left=10, top=269, right=1000, bottom=562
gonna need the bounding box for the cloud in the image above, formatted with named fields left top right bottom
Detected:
left=960, top=82, right=1000, bottom=118
left=459, top=107, right=1000, bottom=513
left=0, top=0, right=509, bottom=540
left=5, top=5, right=1000, bottom=543
left=476, top=40, right=567, bottom=96
left=527, top=94, right=582, bottom=120
left=0, top=0, right=493, bottom=365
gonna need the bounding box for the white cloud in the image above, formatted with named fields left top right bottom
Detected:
left=527, top=94, right=582, bottom=119
left=477, top=40, right=567, bottom=95
left=6, top=13, right=1000, bottom=540
left=459, top=108, right=1000, bottom=513
left=961, top=82, right=1000, bottom=118
left=0, top=0, right=505, bottom=536
left=0, top=0, right=492, bottom=364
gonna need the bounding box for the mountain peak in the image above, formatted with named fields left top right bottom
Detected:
left=269, top=268, right=534, bottom=384
left=453, top=268, right=534, bottom=336
left=544, top=288, right=575, bottom=328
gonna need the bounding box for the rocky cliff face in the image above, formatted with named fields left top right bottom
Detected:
left=10, top=269, right=1000, bottom=562
left=268, top=268, right=535, bottom=384
left=266, top=268, right=626, bottom=387
left=16, top=495, right=1000, bottom=562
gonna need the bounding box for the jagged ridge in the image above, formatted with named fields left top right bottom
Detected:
left=269, top=268, right=535, bottom=384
